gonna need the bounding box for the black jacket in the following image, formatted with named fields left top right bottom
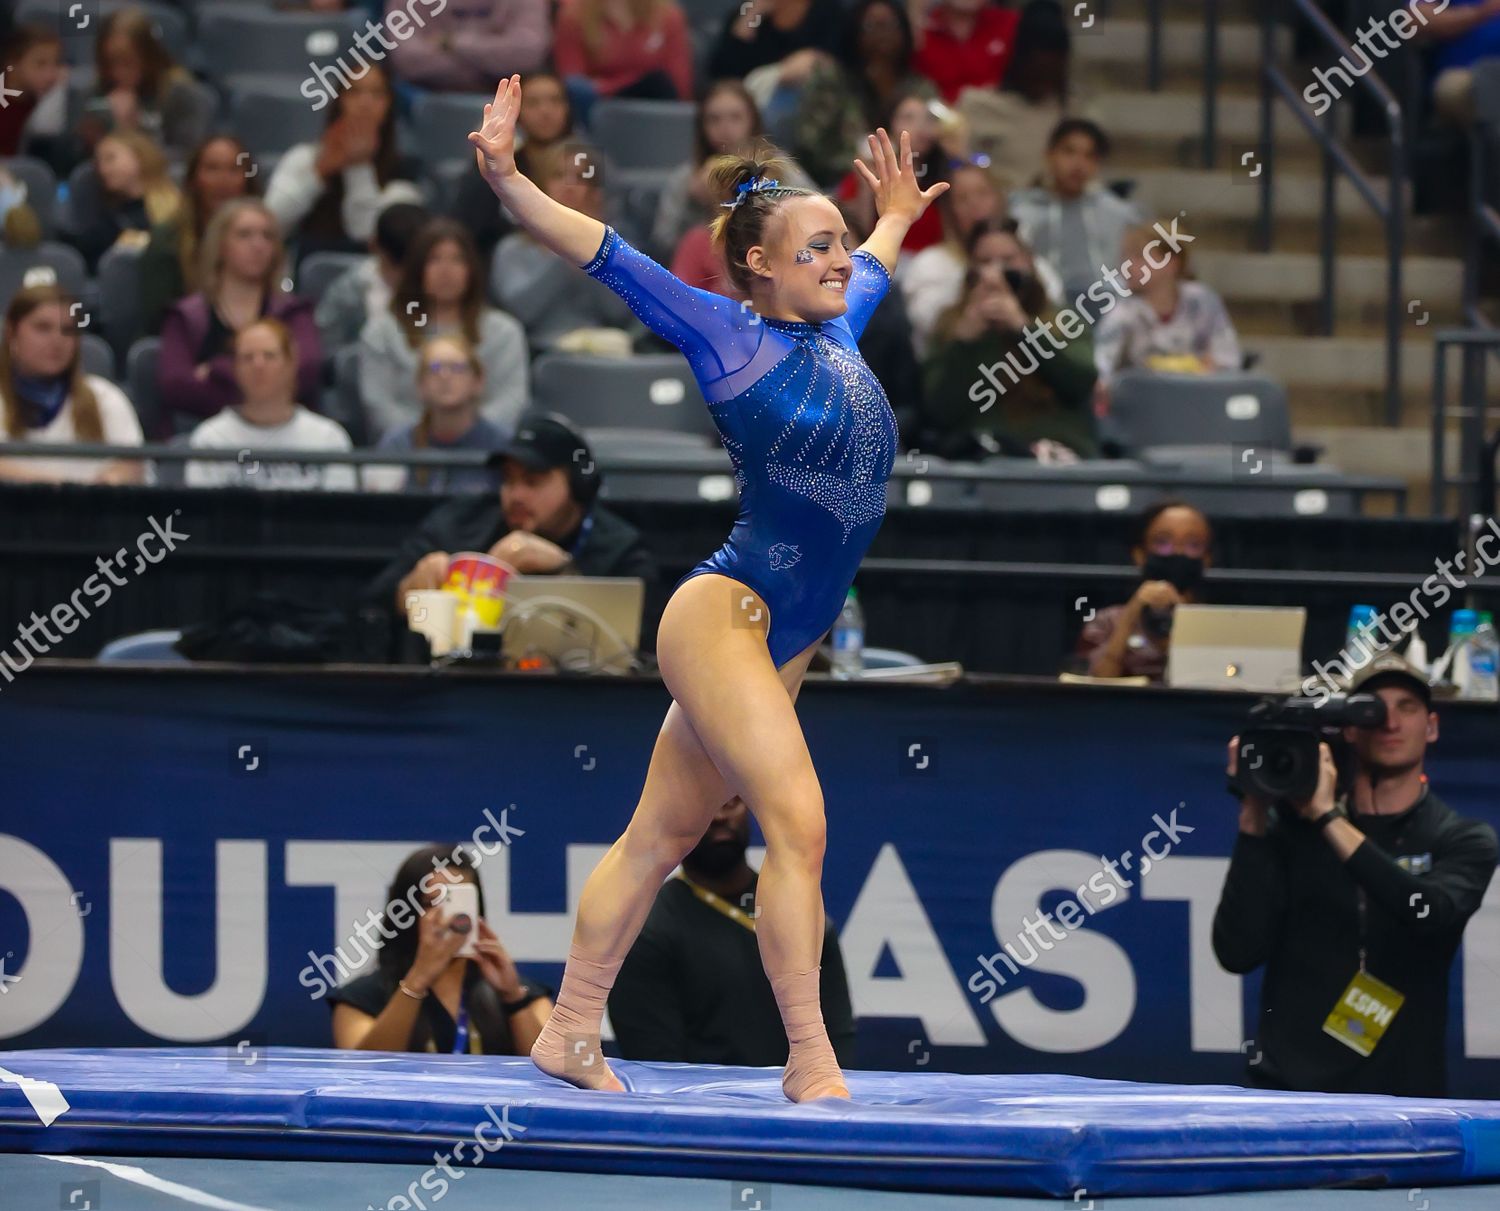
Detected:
left=1212, top=786, right=1497, bottom=1097
left=362, top=496, right=657, bottom=616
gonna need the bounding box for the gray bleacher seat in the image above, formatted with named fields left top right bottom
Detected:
left=0, top=242, right=89, bottom=302
left=60, top=160, right=104, bottom=242
left=411, top=93, right=490, bottom=167
left=15, top=0, right=191, bottom=66
left=298, top=251, right=364, bottom=304
left=152, top=433, right=193, bottom=488
left=1, top=156, right=59, bottom=237
left=229, top=79, right=331, bottom=157
left=97, top=243, right=146, bottom=360
left=200, top=7, right=367, bottom=92
left=581, top=427, right=717, bottom=458
left=329, top=344, right=369, bottom=448
left=532, top=352, right=718, bottom=441
left=1107, top=371, right=1292, bottom=456
left=588, top=100, right=696, bottom=178
left=80, top=333, right=116, bottom=381
left=126, top=337, right=163, bottom=440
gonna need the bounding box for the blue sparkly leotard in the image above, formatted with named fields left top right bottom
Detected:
left=582, top=225, right=897, bottom=670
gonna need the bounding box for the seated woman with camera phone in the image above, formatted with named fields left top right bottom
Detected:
left=328, top=846, right=553, bottom=1055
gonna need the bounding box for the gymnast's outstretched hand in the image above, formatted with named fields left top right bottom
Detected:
left=469, top=73, right=521, bottom=185
left=854, top=127, right=949, bottom=225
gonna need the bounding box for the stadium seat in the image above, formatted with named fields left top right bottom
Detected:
left=1107, top=371, right=1292, bottom=457
left=59, top=160, right=104, bottom=242
left=96, top=243, right=146, bottom=360
left=152, top=434, right=193, bottom=489
left=329, top=344, right=370, bottom=448
left=411, top=93, right=491, bottom=168
left=532, top=352, right=718, bottom=440
left=15, top=0, right=191, bottom=67
left=126, top=338, right=164, bottom=440
left=298, top=251, right=364, bottom=304
left=96, top=629, right=188, bottom=662
left=199, top=7, right=368, bottom=93
left=588, top=100, right=696, bottom=176
left=79, top=333, right=116, bottom=382
left=1, top=156, right=59, bottom=237
left=229, top=81, right=330, bottom=157
left=0, top=242, right=89, bottom=302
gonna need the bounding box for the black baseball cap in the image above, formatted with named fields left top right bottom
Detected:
left=1348, top=653, right=1433, bottom=706
left=487, top=413, right=592, bottom=473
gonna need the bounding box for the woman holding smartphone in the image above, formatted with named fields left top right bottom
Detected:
left=328, top=846, right=553, bottom=1055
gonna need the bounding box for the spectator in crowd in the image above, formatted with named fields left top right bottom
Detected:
left=553, top=0, right=694, bottom=127
left=388, top=0, right=551, bottom=94
left=0, top=284, right=143, bottom=485
left=922, top=220, right=1097, bottom=461
left=911, top=0, right=1022, bottom=102
left=139, top=135, right=261, bottom=337
left=1009, top=118, right=1139, bottom=305
left=708, top=0, right=843, bottom=139
left=835, top=198, right=923, bottom=441
left=1215, top=653, right=1499, bottom=1097
left=0, top=167, right=44, bottom=252
left=1072, top=499, right=1212, bottom=680
left=836, top=88, right=957, bottom=257
left=363, top=334, right=508, bottom=494
left=491, top=145, right=640, bottom=353
left=960, top=0, right=1085, bottom=191
left=360, top=218, right=529, bottom=440
left=365, top=412, right=657, bottom=621
left=0, top=24, right=67, bottom=166
left=792, top=0, right=935, bottom=188
left=652, top=81, right=815, bottom=263
left=76, top=8, right=213, bottom=159
left=609, top=794, right=857, bottom=1068
left=329, top=845, right=555, bottom=1055
left=1093, top=222, right=1243, bottom=410
left=184, top=319, right=355, bottom=491
left=263, top=63, right=424, bottom=264
left=76, top=129, right=182, bottom=271
left=1415, top=0, right=1500, bottom=125
left=315, top=201, right=430, bottom=351
left=451, top=71, right=577, bottom=263
left=158, top=199, right=322, bottom=437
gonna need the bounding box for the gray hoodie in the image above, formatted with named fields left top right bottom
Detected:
left=1008, top=184, right=1141, bottom=307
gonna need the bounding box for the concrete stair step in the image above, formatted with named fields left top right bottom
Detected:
left=1145, top=215, right=1462, bottom=258
left=1233, top=300, right=1464, bottom=339
left=1255, top=335, right=1460, bottom=395
left=1126, top=166, right=1407, bottom=224
left=1106, top=0, right=1261, bottom=19
left=1091, top=90, right=1310, bottom=143
left=1197, top=250, right=1461, bottom=306
left=1074, top=19, right=1288, bottom=76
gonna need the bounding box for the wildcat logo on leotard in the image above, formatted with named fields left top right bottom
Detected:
left=768, top=543, right=802, bottom=570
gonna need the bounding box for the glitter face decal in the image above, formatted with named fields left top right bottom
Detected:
left=793, top=248, right=815, bottom=264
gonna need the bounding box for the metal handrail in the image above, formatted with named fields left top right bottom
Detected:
left=1465, top=113, right=1500, bottom=326
left=1430, top=328, right=1500, bottom=518
left=1258, top=0, right=1406, bottom=426
left=1137, top=0, right=1220, bottom=165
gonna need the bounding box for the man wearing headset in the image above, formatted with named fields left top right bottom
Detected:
left=365, top=412, right=657, bottom=620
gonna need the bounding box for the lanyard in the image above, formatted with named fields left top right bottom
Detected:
left=567, top=513, right=595, bottom=558
left=676, top=872, right=757, bottom=932
left=1350, top=784, right=1428, bottom=975
left=451, top=999, right=470, bottom=1055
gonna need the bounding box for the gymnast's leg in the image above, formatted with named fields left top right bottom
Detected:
left=654, top=575, right=847, bottom=1102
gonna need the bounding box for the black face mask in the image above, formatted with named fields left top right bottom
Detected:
left=1141, top=552, right=1205, bottom=593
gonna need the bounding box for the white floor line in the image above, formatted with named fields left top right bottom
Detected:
left=39, top=1155, right=278, bottom=1211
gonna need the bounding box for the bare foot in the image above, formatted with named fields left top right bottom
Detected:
left=530, top=1028, right=625, bottom=1092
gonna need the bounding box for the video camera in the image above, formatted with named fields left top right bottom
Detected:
left=1231, top=693, right=1387, bottom=803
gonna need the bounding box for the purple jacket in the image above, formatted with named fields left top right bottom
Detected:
left=155, top=291, right=323, bottom=437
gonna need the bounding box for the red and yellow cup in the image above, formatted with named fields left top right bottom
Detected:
left=444, top=552, right=515, bottom=631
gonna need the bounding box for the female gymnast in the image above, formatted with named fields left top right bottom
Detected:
left=469, top=74, right=947, bottom=1102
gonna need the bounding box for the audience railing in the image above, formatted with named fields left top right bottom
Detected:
left=1430, top=328, right=1500, bottom=518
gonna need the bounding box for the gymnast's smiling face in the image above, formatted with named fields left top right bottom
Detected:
left=746, top=194, right=854, bottom=325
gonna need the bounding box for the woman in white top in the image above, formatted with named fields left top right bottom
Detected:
left=0, top=284, right=143, bottom=485
left=186, top=318, right=355, bottom=491
left=263, top=62, right=423, bottom=261
left=359, top=218, right=529, bottom=441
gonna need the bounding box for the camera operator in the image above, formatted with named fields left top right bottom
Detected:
left=1213, top=653, right=1497, bottom=1097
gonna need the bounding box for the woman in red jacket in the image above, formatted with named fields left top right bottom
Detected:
left=553, top=0, right=694, bottom=125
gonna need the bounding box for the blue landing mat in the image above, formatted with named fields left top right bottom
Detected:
left=3, top=1048, right=1499, bottom=1199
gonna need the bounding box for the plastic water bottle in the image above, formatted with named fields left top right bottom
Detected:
left=831, top=588, right=865, bottom=679
left=1446, top=609, right=1479, bottom=697
left=1468, top=611, right=1499, bottom=701
left=1346, top=604, right=1380, bottom=656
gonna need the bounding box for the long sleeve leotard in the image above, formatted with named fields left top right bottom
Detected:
left=582, top=225, right=898, bottom=668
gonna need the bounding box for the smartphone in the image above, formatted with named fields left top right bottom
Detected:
left=435, top=881, right=480, bottom=959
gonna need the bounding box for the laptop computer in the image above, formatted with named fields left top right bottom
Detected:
left=498, top=576, right=646, bottom=673
left=1165, top=604, right=1307, bottom=693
